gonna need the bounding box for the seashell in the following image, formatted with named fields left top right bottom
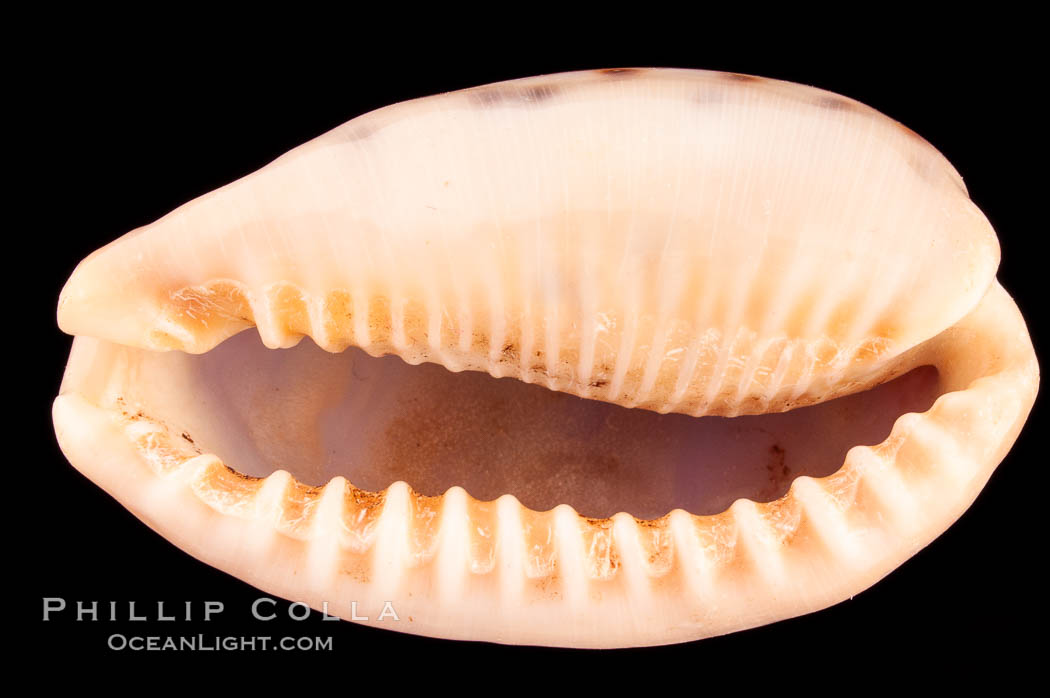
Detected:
left=52, top=68, right=1038, bottom=648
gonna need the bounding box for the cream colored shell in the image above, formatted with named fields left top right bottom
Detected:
left=53, top=68, right=1038, bottom=647
left=58, top=68, right=999, bottom=417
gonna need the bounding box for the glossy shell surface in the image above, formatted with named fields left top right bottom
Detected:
left=53, top=68, right=1038, bottom=647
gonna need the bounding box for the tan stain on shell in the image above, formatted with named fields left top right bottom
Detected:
left=468, top=83, right=562, bottom=107
left=635, top=514, right=675, bottom=578
left=691, top=510, right=739, bottom=568
left=191, top=460, right=264, bottom=517
left=466, top=497, right=498, bottom=575
left=597, top=68, right=647, bottom=78
left=754, top=493, right=805, bottom=547
left=116, top=397, right=201, bottom=474
left=520, top=506, right=557, bottom=581
left=321, top=289, right=354, bottom=351
left=401, top=297, right=430, bottom=355
left=409, top=489, right=443, bottom=564
left=724, top=72, right=762, bottom=83
left=278, top=480, right=323, bottom=537
left=268, top=284, right=311, bottom=339
left=581, top=517, right=621, bottom=581
left=811, top=94, right=856, bottom=111
left=366, top=295, right=393, bottom=353
left=341, top=484, right=384, bottom=553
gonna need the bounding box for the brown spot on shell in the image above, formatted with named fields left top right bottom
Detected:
left=496, top=328, right=522, bottom=368
left=597, top=68, right=645, bottom=78
left=763, top=443, right=792, bottom=500
left=522, top=84, right=559, bottom=102
left=812, top=94, right=854, bottom=111
left=468, top=83, right=561, bottom=107
left=339, top=553, right=372, bottom=585
left=724, top=72, right=762, bottom=83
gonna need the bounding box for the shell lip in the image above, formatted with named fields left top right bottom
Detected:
left=53, top=280, right=1038, bottom=647
left=54, top=66, right=1002, bottom=419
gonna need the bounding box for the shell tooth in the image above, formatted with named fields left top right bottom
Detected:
left=890, top=412, right=964, bottom=491
left=727, top=498, right=788, bottom=591
left=433, top=485, right=470, bottom=603
left=696, top=328, right=735, bottom=414
left=685, top=502, right=781, bottom=630
left=370, top=480, right=412, bottom=594
left=493, top=495, right=527, bottom=606
left=551, top=504, right=588, bottom=609
left=311, top=476, right=351, bottom=541
left=334, top=482, right=382, bottom=587
left=788, top=476, right=864, bottom=567
left=301, top=477, right=349, bottom=589
left=317, top=290, right=354, bottom=352
left=829, top=445, right=917, bottom=550
left=667, top=508, right=712, bottom=599
left=588, top=514, right=650, bottom=637
left=605, top=309, right=639, bottom=407
left=255, top=283, right=311, bottom=349
left=608, top=514, right=653, bottom=603
left=255, top=469, right=294, bottom=527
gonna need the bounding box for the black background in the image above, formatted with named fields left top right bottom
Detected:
left=27, top=26, right=1043, bottom=674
